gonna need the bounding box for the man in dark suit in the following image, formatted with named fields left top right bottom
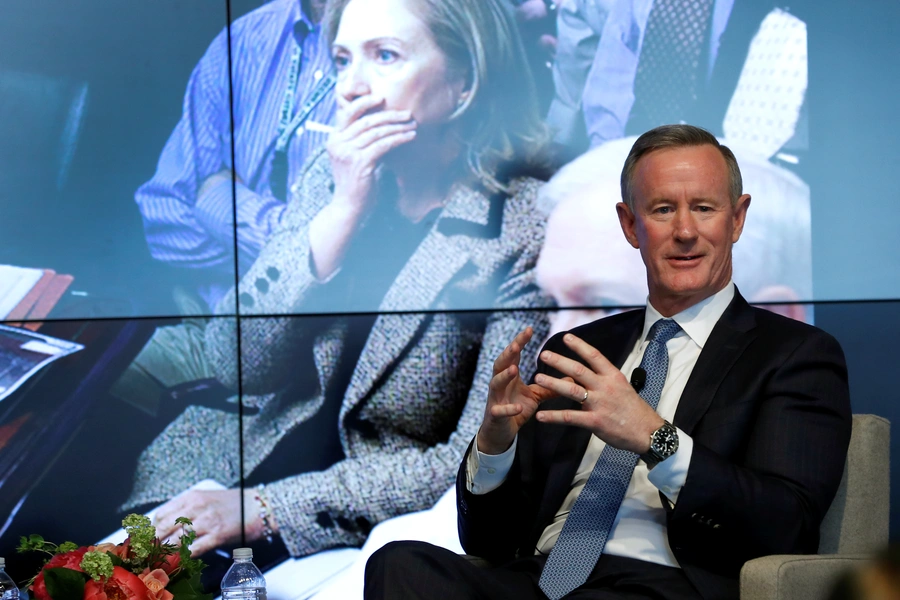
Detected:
left=363, top=124, right=851, bottom=599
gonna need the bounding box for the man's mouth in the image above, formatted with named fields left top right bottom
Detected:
left=669, top=255, right=702, bottom=263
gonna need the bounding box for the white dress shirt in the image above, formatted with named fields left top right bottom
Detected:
left=466, top=283, right=735, bottom=568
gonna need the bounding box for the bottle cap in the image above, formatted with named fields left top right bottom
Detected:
left=232, top=548, right=253, bottom=559
left=0, top=557, right=4, bottom=567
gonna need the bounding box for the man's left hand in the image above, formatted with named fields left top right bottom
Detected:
left=534, top=333, right=663, bottom=454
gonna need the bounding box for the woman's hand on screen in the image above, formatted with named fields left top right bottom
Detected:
left=153, top=488, right=268, bottom=556
left=327, top=95, right=417, bottom=212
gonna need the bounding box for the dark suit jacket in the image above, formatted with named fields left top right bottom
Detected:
left=457, top=290, right=852, bottom=600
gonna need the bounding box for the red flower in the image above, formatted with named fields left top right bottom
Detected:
left=89, top=539, right=132, bottom=562
left=31, top=547, right=90, bottom=600
left=83, top=566, right=150, bottom=600
left=157, top=551, right=180, bottom=576
left=113, top=538, right=133, bottom=561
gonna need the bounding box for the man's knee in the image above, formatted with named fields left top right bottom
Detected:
left=365, top=541, right=445, bottom=599
left=367, top=540, right=437, bottom=575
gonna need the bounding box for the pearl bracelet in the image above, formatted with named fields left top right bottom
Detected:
left=254, top=484, right=275, bottom=544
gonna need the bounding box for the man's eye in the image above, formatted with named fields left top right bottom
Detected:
left=656, top=206, right=672, bottom=214
left=333, top=55, right=349, bottom=69
left=696, top=206, right=712, bottom=212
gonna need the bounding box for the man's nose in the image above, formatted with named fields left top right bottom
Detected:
left=672, top=209, right=698, bottom=241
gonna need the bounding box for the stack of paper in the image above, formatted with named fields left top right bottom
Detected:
left=0, top=264, right=74, bottom=328
left=0, top=265, right=44, bottom=319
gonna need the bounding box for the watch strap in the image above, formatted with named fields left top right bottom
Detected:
left=641, top=420, right=678, bottom=468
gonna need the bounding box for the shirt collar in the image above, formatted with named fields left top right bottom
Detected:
left=642, top=282, right=735, bottom=349
left=292, top=1, right=317, bottom=44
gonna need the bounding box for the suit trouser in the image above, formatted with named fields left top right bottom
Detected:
left=365, top=540, right=704, bottom=600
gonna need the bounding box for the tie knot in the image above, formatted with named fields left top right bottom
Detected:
left=647, top=319, right=681, bottom=346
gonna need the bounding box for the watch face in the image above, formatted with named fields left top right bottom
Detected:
left=653, top=425, right=679, bottom=457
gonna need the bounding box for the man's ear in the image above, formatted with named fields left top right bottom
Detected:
left=731, top=194, right=751, bottom=242
left=616, top=202, right=640, bottom=249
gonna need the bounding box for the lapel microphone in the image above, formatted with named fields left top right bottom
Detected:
left=630, top=367, right=647, bottom=393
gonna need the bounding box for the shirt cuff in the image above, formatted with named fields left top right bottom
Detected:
left=465, top=435, right=517, bottom=495
left=646, top=427, right=693, bottom=505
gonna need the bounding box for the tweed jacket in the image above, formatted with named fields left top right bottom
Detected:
left=125, top=148, right=552, bottom=556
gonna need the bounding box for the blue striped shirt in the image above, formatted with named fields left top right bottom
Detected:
left=135, top=0, right=336, bottom=308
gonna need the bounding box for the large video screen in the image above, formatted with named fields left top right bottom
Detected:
left=0, top=0, right=833, bottom=320
left=1, top=0, right=898, bottom=597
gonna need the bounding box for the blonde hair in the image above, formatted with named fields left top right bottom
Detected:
left=325, top=0, right=550, bottom=191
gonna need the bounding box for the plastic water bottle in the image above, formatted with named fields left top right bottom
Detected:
left=0, top=558, right=19, bottom=600
left=221, top=548, right=266, bottom=600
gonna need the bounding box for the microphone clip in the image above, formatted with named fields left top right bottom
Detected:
left=630, top=367, right=647, bottom=393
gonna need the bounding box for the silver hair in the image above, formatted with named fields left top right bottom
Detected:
left=620, top=124, right=743, bottom=210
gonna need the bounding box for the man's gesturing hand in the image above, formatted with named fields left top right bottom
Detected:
left=534, top=333, right=664, bottom=454
left=477, top=327, right=558, bottom=455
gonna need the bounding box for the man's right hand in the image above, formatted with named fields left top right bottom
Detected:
left=477, top=327, right=557, bottom=455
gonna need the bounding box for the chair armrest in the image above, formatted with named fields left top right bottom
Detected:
left=740, top=554, right=872, bottom=600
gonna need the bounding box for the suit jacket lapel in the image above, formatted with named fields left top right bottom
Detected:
left=340, top=183, right=496, bottom=421
left=673, top=290, right=758, bottom=434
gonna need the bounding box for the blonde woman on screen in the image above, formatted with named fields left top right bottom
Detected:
left=119, top=0, right=555, bottom=562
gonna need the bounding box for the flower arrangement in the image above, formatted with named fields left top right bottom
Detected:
left=17, top=514, right=211, bottom=600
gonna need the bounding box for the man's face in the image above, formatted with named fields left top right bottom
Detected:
left=616, top=144, right=751, bottom=316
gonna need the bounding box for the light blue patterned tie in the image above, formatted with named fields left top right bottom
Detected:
left=538, top=318, right=682, bottom=600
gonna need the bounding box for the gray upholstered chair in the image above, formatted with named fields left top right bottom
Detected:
left=740, top=414, right=891, bottom=600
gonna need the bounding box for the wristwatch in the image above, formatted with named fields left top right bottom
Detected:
left=641, top=420, right=679, bottom=469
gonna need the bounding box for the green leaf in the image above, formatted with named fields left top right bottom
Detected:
left=43, top=567, right=87, bottom=600
left=17, top=534, right=50, bottom=553
left=167, top=571, right=212, bottom=600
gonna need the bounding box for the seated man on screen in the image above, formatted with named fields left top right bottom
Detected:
left=135, top=0, right=336, bottom=311
left=364, top=124, right=852, bottom=600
